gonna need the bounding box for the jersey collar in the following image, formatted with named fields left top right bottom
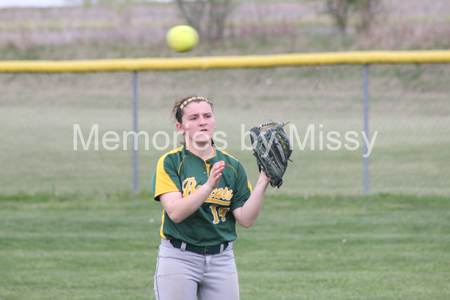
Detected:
left=183, top=144, right=218, bottom=163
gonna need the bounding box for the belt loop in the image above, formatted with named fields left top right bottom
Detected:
left=219, top=244, right=224, bottom=253
left=180, top=242, right=187, bottom=251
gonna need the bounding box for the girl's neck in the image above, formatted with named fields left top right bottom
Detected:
left=186, top=141, right=215, bottom=160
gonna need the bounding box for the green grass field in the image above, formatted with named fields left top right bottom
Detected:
left=1, top=193, right=449, bottom=300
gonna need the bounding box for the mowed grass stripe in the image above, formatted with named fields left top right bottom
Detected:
left=1, top=193, right=449, bottom=299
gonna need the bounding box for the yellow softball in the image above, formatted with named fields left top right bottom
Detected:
left=166, top=25, right=199, bottom=53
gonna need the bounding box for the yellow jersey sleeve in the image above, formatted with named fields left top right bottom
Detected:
left=152, top=153, right=182, bottom=201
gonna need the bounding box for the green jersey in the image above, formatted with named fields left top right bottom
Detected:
left=152, top=145, right=252, bottom=246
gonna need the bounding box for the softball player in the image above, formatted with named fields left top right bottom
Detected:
left=152, top=95, right=271, bottom=300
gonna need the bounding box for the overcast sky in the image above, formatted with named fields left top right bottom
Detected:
left=0, top=0, right=169, bottom=8
left=0, top=0, right=71, bottom=8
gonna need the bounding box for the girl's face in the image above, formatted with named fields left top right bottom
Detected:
left=177, top=101, right=215, bottom=148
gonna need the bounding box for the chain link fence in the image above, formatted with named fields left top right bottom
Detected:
left=1, top=63, right=449, bottom=196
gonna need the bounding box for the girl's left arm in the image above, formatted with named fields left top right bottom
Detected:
left=232, top=172, right=270, bottom=228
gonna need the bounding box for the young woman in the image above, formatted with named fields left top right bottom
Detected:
left=151, top=95, right=270, bottom=300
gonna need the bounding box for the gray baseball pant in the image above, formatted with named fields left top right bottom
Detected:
left=154, top=238, right=239, bottom=300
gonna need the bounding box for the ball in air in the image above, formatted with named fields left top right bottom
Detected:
left=166, top=25, right=199, bottom=53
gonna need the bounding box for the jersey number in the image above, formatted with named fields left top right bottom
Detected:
left=209, top=205, right=230, bottom=224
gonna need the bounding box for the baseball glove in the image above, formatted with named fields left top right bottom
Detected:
left=249, top=120, right=292, bottom=188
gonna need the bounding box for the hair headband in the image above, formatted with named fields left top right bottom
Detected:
left=176, top=96, right=210, bottom=121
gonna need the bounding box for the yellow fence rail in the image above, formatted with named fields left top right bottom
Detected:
left=1, top=50, right=450, bottom=73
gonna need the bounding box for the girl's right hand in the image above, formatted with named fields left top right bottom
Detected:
left=207, top=161, right=225, bottom=189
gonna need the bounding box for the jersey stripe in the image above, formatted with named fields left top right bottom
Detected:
left=206, top=163, right=211, bottom=177
left=221, top=150, right=238, bottom=161
left=205, top=198, right=231, bottom=206
left=225, top=162, right=238, bottom=178
left=178, top=155, right=188, bottom=175
left=160, top=209, right=167, bottom=239
left=222, top=151, right=240, bottom=178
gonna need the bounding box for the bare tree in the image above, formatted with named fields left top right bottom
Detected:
left=355, top=0, right=382, bottom=33
left=325, top=0, right=355, bottom=35
left=324, top=0, right=382, bottom=35
left=175, top=0, right=235, bottom=43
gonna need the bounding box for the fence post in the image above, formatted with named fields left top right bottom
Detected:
left=133, top=71, right=139, bottom=194
left=363, top=64, right=369, bottom=195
